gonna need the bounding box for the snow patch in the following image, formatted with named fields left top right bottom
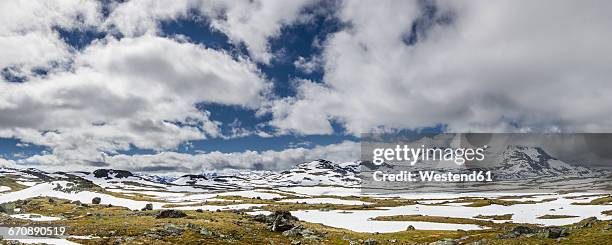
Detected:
left=10, top=213, right=62, bottom=221
left=278, top=198, right=372, bottom=205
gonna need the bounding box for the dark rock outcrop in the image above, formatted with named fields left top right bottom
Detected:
left=93, top=169, right=133, bottom=179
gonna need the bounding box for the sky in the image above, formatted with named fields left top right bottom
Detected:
left=1, top=0, right=612, bottom=174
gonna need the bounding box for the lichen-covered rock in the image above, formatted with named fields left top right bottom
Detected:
left=537, top=227, right=569, bottom=239
left=0, top=203, right=15, bottom=215
left=498, top=225, right=535, bottom=238
left=574, top=217, right=598, bottom=229
left=252, top=210, right=300, bottom=232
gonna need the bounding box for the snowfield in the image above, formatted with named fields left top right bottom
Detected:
left=278, top=198, right=372, bottom=205
left=0, top=181, right=164, bottom=210
left=291, top=209, right=485, bottom=232
left=11, top=213, right=62, bottom=221
left=279, top=186, right=362, bottom=197
left=290, top=194, right=612, bottom=232
left=216, top=190, right=284, bottom=200
left=170, top=203, right=267, bottom=211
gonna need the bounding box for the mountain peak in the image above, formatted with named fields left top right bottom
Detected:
left=296, top=159, right=337, bottom=170
left=484, top=145, right=596, bottom=180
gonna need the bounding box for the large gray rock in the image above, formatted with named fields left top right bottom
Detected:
left=271, top=211, right=298, bottom=232
left=537, top=227, right=569, bottom=239
left=253, top=210, right=300, bottom=232
left=498, top=225, right=536, bottom=238
left=0, top=203, right=15, bottom=215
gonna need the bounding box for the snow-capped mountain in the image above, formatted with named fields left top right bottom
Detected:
left=0, top=149, right=606, bottom=192
left=170, top=159, right=361, bottom=187
left=483, top=145, right=597, bottom=180
left=367, top=145, right=602, bottom=181
left=263, top=159, right=360, bottom=186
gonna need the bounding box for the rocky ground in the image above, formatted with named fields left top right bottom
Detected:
left=0, top=195, right=610, bottom=244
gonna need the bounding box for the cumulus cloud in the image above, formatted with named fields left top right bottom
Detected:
left=0, top=0, right=320, bottom=170
left=268, top=0, right=612, bottom=135
left=18, top=141, right=359, bottom=174
left=4, top=0, right=612, bottom=172
left=0, top=157, right=15, bottom=168
left=105, top=0, right=318, bottom=63
left=0, top=35, right=270, bottom=163
left=0, top=0, right=101, bottom=74
left=293, top=56, right=322, bottom=74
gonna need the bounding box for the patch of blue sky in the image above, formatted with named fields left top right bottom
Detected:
left=0, top=138, right=50, bottom=161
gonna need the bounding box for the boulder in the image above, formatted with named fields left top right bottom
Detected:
left=162, top=223, right=184, bottom=236
left=512, top=225, right=535, bottom=235
left=537, top=227, right=569, bottom=239
left=92, top=197, right=101, bottom=204
left=199, top=228, right=214, bottom=236
left=498, top=225, right=535, bottom=238
left=281, top=224, right=319, bottom=239
left=271, top=211, right=298, bottom=232
left=253, top=210, right=300, bottom=232
left=0, top=203, right=15, bottom=215
left=574, top=217, right=598, bottom=229
left=364, top=238, right=379, bottom=245
left=141, top=203, right=153, bottom=211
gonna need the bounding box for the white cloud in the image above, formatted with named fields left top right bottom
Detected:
left=104, top=0, right=194, bottom=36
left=202, top=0, right=319, bottom=63
left=18, top=141, right=359, bottom=174
left=268, top=0, right=612, bottom=135
left=0, top=157, right=15, bottom=168
left=104, top=0, right=318, bottom=63
left=267, top=80, right=335, bottom=135
left=0, top=0, right=101, bottom=73
left=0, top=35, right=270, bottom=161
left=293, top=56, right=322, bottom=74
left=5, top=0, right=612, bottom=172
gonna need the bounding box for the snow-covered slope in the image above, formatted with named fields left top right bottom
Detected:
left=169, top=160, right=361, bottom=188
left=263, top=159, right=360, bottom=186
left=362, top=145, right=601, bottom=181
left=0, top=149, right=605, bottom=195
left=482, top=146, right=597, bottom=180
